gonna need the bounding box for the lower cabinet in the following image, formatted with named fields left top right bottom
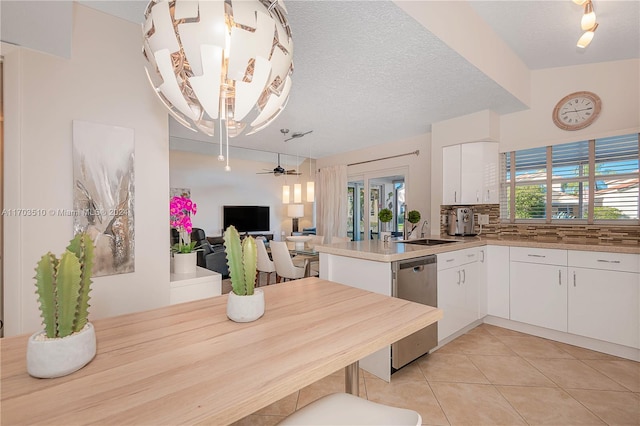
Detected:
left=437, top=248, right=479, bottom=342
left=568, top=251, right=640, bottom=349
left=486, top=245, right=509, bottom=319
left=510, top=262, right=568, bottom=332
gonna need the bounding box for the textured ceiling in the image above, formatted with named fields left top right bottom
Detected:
left=79, top=0, right=640, bottom=161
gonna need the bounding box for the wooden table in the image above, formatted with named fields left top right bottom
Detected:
left=1, top=278, right=442, bottom=425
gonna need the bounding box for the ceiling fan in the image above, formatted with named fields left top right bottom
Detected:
left=256, top=153, right=301, bottom=176
left=281, top=128, right=313, bottom=142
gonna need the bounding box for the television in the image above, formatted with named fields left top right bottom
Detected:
left=223, top=205, right=270, bottom=233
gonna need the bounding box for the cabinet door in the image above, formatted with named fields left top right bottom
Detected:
left=442, top=145, right=461, bottom=205
left=437, top=267, right=466, bottom=341
left=460, top=142, right=484, bottom=203
left=510, top=262, right=568, bottom=332
left=462, top=260, right=479, bottom=325
left=480, top=142, right=499, bottom=203
left=487, top=245, right=510, bottom=319
left=569, top=267, right=639, bottom=348
left=477, top=248, right=488, bottom=318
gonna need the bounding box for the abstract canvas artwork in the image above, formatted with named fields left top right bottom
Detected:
left=72, top=121, right=135, bottom=276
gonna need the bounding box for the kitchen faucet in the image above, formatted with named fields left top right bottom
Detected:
left=420, top=220, right=429, bottom=238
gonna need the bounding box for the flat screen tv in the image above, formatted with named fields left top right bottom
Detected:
left=223, top=205, right=270, bottom=233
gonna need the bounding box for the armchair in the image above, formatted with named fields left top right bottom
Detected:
left=190, top=228, right=229, bottom=278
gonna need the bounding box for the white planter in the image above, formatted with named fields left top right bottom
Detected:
left=27, top=322, right=96, bottom=378
left=174, top=252, right=197, bottom=274
left=227, top=289, right=265, bottom=323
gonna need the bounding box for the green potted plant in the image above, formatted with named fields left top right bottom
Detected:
left=407, top=210, right=421, bottom=238
left=27, top=233, right=96, bottom=378
left=223, top=225, right=263, bottom=322
left=170, top=195, right=198, bottom=274
left=378, top=208, right=393, bottom=241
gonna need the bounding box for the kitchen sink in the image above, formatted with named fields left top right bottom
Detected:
left=395, top=238, right=461, bottom=246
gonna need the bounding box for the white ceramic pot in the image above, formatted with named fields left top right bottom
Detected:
left=174, top=252, right=197, bottom=274
left=27, top=322, right=96, bottom=378
left=227, top=289, right=265, bottom=323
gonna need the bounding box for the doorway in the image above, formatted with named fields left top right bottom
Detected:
left=348, top=169, right=406, bottom=241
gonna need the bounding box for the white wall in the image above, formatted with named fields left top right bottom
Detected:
left=500, top=59, right=640, bottom=151
left=3, top=4, right=170, bottom=336
left=316, top=133, right=432, bottom=235
left=170, top=150, right=316, bottom=239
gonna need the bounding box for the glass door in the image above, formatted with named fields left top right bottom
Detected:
left=347, top=180, right=365, bottom=241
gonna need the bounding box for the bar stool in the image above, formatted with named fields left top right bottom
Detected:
left=277, top=393, right=422, bottom=425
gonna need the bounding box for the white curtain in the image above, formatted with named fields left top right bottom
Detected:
left=317, top=165, right=348, bottom=239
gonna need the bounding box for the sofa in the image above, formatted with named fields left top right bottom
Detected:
left=190, top=228, right=229, bottom=278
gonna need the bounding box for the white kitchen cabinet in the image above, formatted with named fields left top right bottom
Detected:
left=486, top=245, right=510, bottom=319
left=509, top=247, right=568, bottom=332
left=437, top=248, right=479, bottom=341
left=477, top=247, right=488, bottom=318
left=568, top=251, right=639, bottom=348
left=442, top=142, right=499, bottom=205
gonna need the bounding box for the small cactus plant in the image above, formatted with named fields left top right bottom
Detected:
left=223, top=226, right=257, bottom=296
left=34, top=233, right=94, bottom=338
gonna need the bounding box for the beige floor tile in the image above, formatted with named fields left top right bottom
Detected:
left=497, top=335, right=576, bottom=359
left=465, top=324, right=493, bottom=336
left=468, top=355, right=556, bottom=387
left=567, top=389, right=640, bottom=425
left=552, top=341, right=626, bottom=361
left=526, top=358, right=628, bottom=391
left=229, top=414, right=285, bottom=426
left=390, top=360, right=428, bottom=382
left=254, top=391, right=298, bottom=416
left=430, top=382, right=526, bottom=425
left=582, top=359, right=640, bottom=392
left=435, top=332, right=516, bottom=356
left=497, top=386, right=604, bottom=425
left=417, top=353, right=490, bottom=384
left=482, top=324, right=530, bottom=338
left=365, top=376, right=450, bottom=426
left=296, top=373, right=366, bottom=409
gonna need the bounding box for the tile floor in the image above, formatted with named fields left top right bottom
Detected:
left=231, top=324, right=640, bottom=426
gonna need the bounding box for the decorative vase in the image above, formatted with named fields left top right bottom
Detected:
left=174, top=252, right=197, bottom=274
left=227, top=289, right=265, bottom=323
left=27, top=322, right=97, bottom=378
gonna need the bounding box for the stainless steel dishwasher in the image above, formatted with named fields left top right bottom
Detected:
left=391, top=255, right=438, bottom=370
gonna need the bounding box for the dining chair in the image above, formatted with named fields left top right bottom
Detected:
left=270, top=241, right=306, bottom=282
left=256, top=238, right=276, bottom=286
left=330, top=236, right=351, bottom=244
left=306, top=235, right=325, bottom=250
left=278, top=392, right=421, bottom=425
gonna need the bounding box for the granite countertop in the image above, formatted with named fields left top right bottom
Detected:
left=314, top=236, right=640, bottom=263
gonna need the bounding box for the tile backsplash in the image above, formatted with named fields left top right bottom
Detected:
left=440, top=204, right=639, bottom=246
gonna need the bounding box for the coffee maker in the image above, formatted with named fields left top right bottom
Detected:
left=447, top=207, right=476, bottom=236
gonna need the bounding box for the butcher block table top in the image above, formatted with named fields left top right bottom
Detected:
left=1, top=278, right=442, bottom=425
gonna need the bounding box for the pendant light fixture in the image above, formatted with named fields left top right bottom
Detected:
left=306, top=145, right=315, bottom=203
left=282, top=184, right=290, bottom=204
left=574, top=0, right=598, bottom=49
left=142, top=0, right=294, bottom=169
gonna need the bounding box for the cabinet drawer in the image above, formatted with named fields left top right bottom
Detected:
left=510, top=247, right=567, bottom=266
left=437, top=248, right=478, bottom=271
left=568, top=251, right=639, bottom=273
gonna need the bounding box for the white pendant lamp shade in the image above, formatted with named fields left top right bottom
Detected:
left=581, top=2, right=596, bottom=30
left=142, top=0, right=294, bottom=138
left=293, top=183, right=302, bottom=203
left=577, top=23, right=598, bottom=48
left=306, top=181, right=315, bottom=203
left=282, top=185, right=290, bottom=204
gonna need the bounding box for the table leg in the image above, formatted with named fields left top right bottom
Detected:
left=304, top=259, right=311, bottom=277
left=344, top=361, right=359, bottom=395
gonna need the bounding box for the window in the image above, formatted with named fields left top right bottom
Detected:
left=501, top=133, right=639, bottom=223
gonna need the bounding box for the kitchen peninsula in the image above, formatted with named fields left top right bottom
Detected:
left=316, top=237, right=640, bottom=380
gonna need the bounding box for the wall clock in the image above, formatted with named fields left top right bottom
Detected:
left=552, top=91, right=602, bottom=131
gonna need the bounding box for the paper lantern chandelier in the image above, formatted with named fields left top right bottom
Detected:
left=142, top=0, right=294, bottom=138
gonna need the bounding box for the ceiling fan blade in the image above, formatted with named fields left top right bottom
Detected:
left=285, top=170, right=302, bottom=175
left=284, top=130, right=313, bottom=142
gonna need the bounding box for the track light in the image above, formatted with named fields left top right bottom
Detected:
left=577, top=23, right=598, bottom=48
left=581, top=1, right=596, bottom=30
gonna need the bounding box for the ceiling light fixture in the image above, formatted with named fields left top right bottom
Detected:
left=574, top=0, right=598, bottom=48
left=142, top=0, right=294, bottom=168
left=577, top=22, right=598, bottom=48
left=282, top=184, right=290, bottom=204
left=581, top=1, right=596, bottom=30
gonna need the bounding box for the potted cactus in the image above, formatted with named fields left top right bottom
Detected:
left=27, top=233, right=96, bottom=378
left=223, top=226, right=264, bottom=322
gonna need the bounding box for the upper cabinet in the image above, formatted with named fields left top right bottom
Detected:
left=442, top=142, right=499, bottom=205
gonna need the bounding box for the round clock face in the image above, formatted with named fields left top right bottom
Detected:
left=552, top=91, right=602, bottom=131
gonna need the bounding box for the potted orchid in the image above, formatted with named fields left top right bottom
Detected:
left=170, top=195, right=198, bottom=274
